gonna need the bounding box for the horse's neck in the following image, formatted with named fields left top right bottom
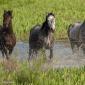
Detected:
left=3, top=23, right=13, bottom=34
left=41, top=22, right=50, bottom=36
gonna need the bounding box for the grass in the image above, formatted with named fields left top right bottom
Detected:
left=0, top=0, right=85, bottom=40
left=0, top=1, right=85, bottom=84
left=0, top=58, right=85, bottom=85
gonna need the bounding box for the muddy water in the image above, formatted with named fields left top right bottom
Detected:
left=52, top=42, right=85, bottom=68
left=1, top=41, right=85, bottom=68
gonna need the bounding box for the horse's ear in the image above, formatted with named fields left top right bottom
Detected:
left=10, top=10, right=13, bottom=18
left=8, top=10, right=12, bottom=15
left=50, top=12, right=55, bottom=17
left=50, top=11, right=54, bottom=15
left=46, top=12, right=55, bottom=17
left=7, top=10, right=13, bottom=17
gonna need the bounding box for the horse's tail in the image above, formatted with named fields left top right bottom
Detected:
left=29, top=28, right=33, bottom=35
left=67, top=24, right=73, bottom=38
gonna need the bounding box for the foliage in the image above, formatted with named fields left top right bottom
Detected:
left=0, top=59, right=85, bottom=85
left=0, top=0, right=85, bottom=40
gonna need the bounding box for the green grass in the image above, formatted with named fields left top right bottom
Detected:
left=0, top=1, right=85, bottom=84
left=0, top=59, right=85, bottom=85
left=0, top=0, right=85, bottom=40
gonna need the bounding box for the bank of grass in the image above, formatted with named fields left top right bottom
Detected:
left=0, top=0, right=85, bottom=40
left=0, top=58, right=85, bottom=85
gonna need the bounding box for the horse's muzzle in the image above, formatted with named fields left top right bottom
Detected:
left=51, top=28, right=55, bottom=33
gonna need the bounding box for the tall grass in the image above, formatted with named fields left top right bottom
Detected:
left=0, top=0, right=85, bottom=40
left=0, top=58, right=85, bottom=85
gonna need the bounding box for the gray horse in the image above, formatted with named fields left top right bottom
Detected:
left=68, top=20, right=85, bottom=54
left=29, top=13, right=55, bottom=60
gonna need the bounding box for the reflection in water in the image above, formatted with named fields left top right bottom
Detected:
left=1, top=42, right=85, bottom=68
left=13, top=42, right=29, bottom=61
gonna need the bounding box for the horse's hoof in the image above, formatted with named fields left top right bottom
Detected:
left=49, top=56, right=53, bottom=59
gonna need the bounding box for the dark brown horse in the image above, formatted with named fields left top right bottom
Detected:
left=29, top=13, right=55, bottom=60
left=0, top=10, right=16, bottom=59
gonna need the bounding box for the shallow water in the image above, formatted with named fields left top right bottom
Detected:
left=0, top=41, right=85, bottom=68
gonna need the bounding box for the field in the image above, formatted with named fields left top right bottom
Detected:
left=0, top=59, right=85, bottom=85
left=0, top=0, right=85, bottom=40
left=0, top=0, right=85, bottom=85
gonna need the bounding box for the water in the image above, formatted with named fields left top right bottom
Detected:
left=1, top=41, right=85, bottom=68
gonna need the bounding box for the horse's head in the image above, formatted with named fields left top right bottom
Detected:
left=46, top=13, right=55, bottom=32
left=3, top=10, right=12, bottom=28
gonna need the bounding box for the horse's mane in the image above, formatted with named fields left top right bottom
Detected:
left=41, top=21, right=50, bottom=35
left=41, top=13, right=55, bottom=34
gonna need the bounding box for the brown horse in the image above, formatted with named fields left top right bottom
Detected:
left=0, top=10, right=16, bottom=59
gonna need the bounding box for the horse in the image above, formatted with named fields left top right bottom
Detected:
left=29, top=13, right=55, bottom=60
left=0, top=10, right=16, bottom=59
left=68, top=20, right=85, bottom=54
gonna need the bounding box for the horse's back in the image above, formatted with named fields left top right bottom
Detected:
left=29, top=25, right=41, bottom=39
left=30, top=25, right=41, bottom=35
left=29, top=25, right=43, bottom=49
left=69, top=22, right=82, bottom=40
left=80, top=22, right=85, bottom=43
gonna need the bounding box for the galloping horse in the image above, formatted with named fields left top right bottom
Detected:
left=68, top=20, right=85, bottom=54
left=29, top=13, right=55, bottom=60
left=0, top=10, right=16, bottom=59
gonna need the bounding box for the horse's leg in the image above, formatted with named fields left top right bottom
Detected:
left=4, top=48, right=9, bottom=60
left=0, top=44, right=5, bottom=58
left=76, top=42, right=81, bottom=52
left=49, top=47, right=53, bottom=59
left=82, top=47, right=85, bottom=54
left=42, top=48, right=46, bottom=60
left=1, top=49, right=5, bottom=57
left=28, top=48, right=33, bottom=60
left=28, top=48, right=31, bottom=60
left=34, top=49, right=38, bottom=59
left=80, top=44, right=85, bottom=54
left=70, top=40, right=75, bottom=53
left=9, top=47, right=13, bottom=55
